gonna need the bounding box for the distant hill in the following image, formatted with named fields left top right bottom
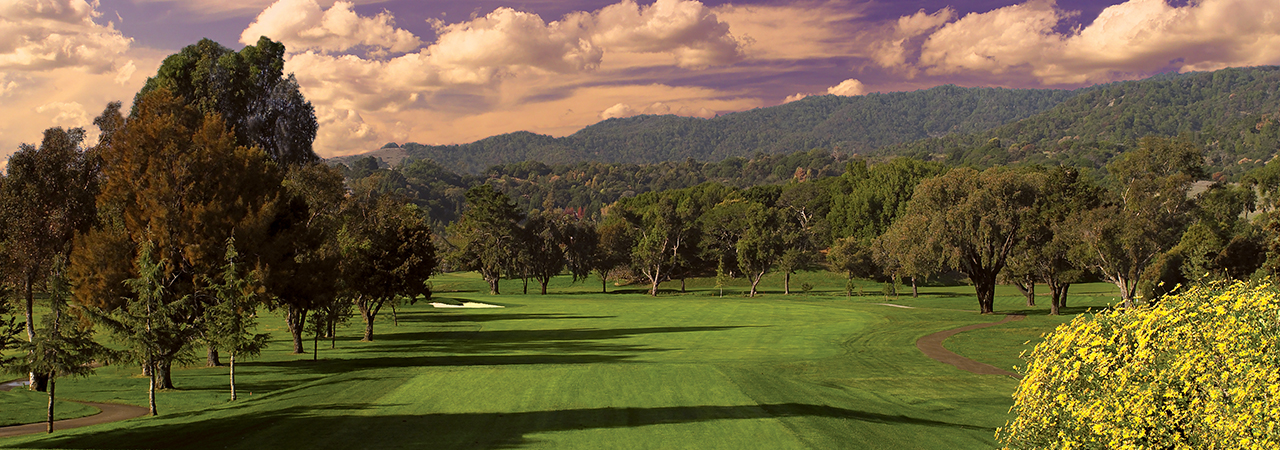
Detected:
left=883, top=66, right=1280, bottom=177
left=334, top=84, right=1078, bottom=173
left=334, top=66, right=1280, bottom=177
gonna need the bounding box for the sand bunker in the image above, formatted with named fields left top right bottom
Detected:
left=429, top=302, right=504, bottom=308
left=875, top=303, right=916, bottom=309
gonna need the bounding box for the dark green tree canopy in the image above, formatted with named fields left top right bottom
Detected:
left=138, top=37, right=318, bottom=167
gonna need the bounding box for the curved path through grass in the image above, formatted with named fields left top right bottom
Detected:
left=0, top=380, right=148, bottom=438
left=915, top=315, right=1025, bottom=378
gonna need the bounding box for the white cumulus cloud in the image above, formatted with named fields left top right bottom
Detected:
left=0, top=0, right=132, bottom=72
left=426, top=7, right=602, bottom=80
left=240, top=0, right=420, bottom=55
left=781, top=93, right=808, bottom=104
left=827, top=79, right=865, bottom=96
left=248, top=0, right=751, bottom=155
left=35, top=101, right=88, bottom=127
left=887, top=0, right=1280, bottom=85
left=592, top=0, right=746, bottom=68
left=600, top=101, right=715, bottom=120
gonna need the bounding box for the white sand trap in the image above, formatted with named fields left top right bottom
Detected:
left=430, top=302, right=504, bottom=309
left=875, top=303, right=916, bottom=309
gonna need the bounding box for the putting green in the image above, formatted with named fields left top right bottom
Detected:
left=0, top=275, right=1120, bottom=449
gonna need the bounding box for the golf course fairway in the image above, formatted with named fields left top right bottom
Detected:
left=0, top=274, right=1119, bottom=449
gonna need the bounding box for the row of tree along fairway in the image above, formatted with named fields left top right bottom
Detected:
left=2, top=38, right=1278, bottom=448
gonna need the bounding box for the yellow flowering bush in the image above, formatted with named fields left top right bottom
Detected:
left=998, top=281, right=1280, bottom=449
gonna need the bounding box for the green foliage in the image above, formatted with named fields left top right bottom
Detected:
left=1000, top=281, right=1280, bottom=449
left=827, top=157, right=947, bottom=244
left=1, top=125, right=100, bottom=363
left=614, top=183, right=731, bottom=295
left=339, top=188, right=436, bottom=341
left=88, top=241, right=198, bottom=415
left=1073, top=137, right=1203, bottom=307
left=368, top=85, right=1072, bottom=174
left=827, top=237, right=876, bottom=296
left=138, top=37, right=318, bottom=166
left=448, top=185, right=523, bottom=294
left=886, top=67, right=1280, bottom=178
left=734, top=202, right=790, bottom=296
left=4, top=269, right=105, bottom=382
left=203, top=239, right=270, bottom=400
left=892, top=167, right=1040, bottom=313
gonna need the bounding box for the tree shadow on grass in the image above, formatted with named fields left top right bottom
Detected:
left=996, top=305, right=1097, bottom=316
left=242, top=325, right=752, bottom=377
left=13, top=402, right=992, bottom=450
left=408, top=313, right=618, bottom=324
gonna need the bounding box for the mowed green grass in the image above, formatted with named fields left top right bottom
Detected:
left=0, top=389, right=98, bottom=427
left=1, top=272, right=1120, bottom=449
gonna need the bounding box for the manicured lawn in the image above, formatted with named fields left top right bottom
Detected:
left=0, top=388, right=98, bottom=427
left=1, top=272, right=1117, bottom=449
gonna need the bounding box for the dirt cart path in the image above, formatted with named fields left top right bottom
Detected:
left=916, top=314, right=1025, bottom=378
left=0, top=380, right=148, bottom=438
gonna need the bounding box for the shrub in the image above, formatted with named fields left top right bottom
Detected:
left=999, top=281, right=1280, bottom=449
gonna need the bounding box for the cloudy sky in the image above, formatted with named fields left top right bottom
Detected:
left=2, top=0, right=1279, bottom=161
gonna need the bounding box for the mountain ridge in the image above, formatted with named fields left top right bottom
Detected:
left=333, top=66, right=1280, bottom=177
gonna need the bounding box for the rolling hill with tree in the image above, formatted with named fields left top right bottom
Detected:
left=336, top=66, right=1280, bottom=178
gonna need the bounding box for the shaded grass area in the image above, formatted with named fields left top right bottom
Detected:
left=2, top=271, right=1111, bottom=449
left=0, top=388, right=98, bottom=427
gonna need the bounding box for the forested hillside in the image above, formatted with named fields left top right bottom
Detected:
left=884, top=66, right=1280, bottom=176
left=337, top=66, right=1280, bottom=179
left=340, top=85, right=1076, bottom=173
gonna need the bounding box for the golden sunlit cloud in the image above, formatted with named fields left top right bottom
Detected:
left=243, top=0, right=755, bottom=156
left=0, top=0, right=159, bottom=163
left=241, top=0, right=420, bottom=55
left=885, top=0, right=1280, bottom=85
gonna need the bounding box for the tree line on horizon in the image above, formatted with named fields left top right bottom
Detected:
left=432, top=134, right=1274, bottom=314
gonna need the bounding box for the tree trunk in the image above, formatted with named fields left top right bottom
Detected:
left=229, top=352, right=237, bottom=401
left=522, top=276, right=528, bottom=294
left=680, top=278, right=686, bottom=293
left=286, top=305, right=308, bottom=354
left=46, top=378, right=55, bottom=433
left=1046, top=279, right=1061, bottom=315
left=29, top=373, right=49, bottom=392
left=540, top=279, right=549, bottom=295
left=600, top=274, right=607, bottom=293
left=155, top=358, right=175, bottom=390
left=330, top=319, right=337, bottom=349
left=486, top=276, right=500, bottom=295
left=148, top=359, right=158, bottom=416
left=207, top=346, right=222, bottom=367
left=391, top=304, right=399, bottom=326
left=24, top=276, right=49, bottom=393
left=749, top=272, right=764, bottom=297
left=1110, top=276, right=1137, bottom=308
left=313, top=331, right=319, bottom=361
left=1013, top=280, right=1035, bottom=307
left=911, top=277, right=919, bottom=298
left=24, top=275, right=35, bottom=341
left=357, top=297, right=379, bottom=342
left=973, top=272, right=997, bottom=314
left=1059, top=283, right=1071, bottom=309
left=784, top=272, right=791, bottom=295
left=650, top=276, right=660, bottom=297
